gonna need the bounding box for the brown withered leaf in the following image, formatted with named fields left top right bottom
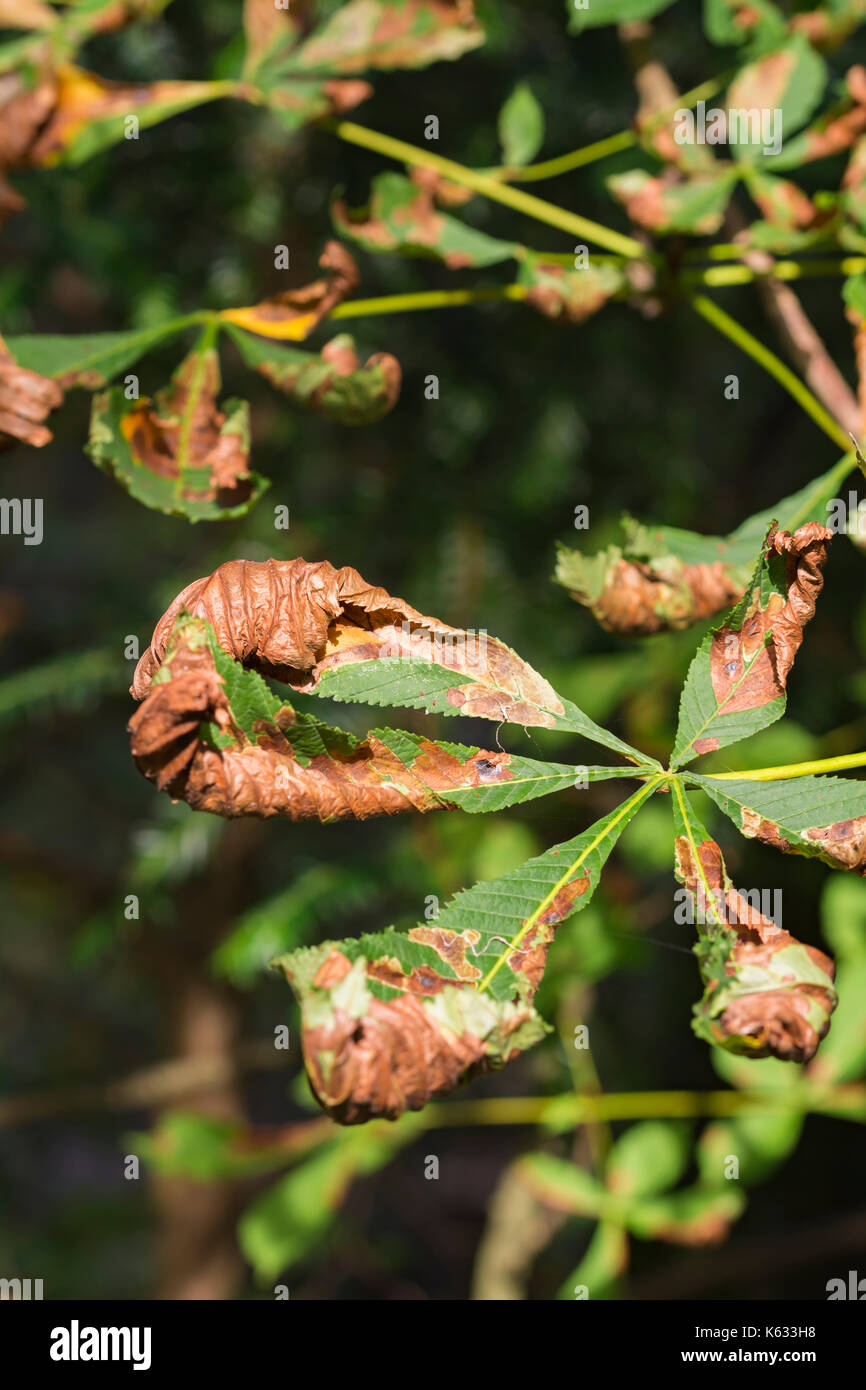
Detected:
left=0, top=68, right=57, bottom=224
left=128, top=613, right=544, bottom=822
left=220, top=241, right=359, bottom=342
left=673, top=808, right=837, bottom=1064
left=87, top=346, right=266, bottom=520
left=275, top=939, right=544, bottom=1124
left=0, top=332, right=64, bottom=449
left=131, top=556, right=565, bottom=728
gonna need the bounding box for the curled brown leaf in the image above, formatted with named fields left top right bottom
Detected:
left=707, top=523, right=832, bottom=716
left=220, top=241, right=360, bottom=341
left=0, top=332, right=64, bottom=449
left=676, top=835, right=837, bottom=1064
left=128, top=628, right=513, bottom=821
left=131, top=556, right=562, bottom=725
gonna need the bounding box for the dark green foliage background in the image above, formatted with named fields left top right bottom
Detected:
left=1, top=0, right=865, bottom=1299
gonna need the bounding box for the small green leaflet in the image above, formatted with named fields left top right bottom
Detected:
left=498, top=82, right=545, bottom=167
left=4, top=323, right=187, bottom=389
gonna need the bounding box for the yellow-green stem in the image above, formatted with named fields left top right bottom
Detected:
left=321, top=118, right=646, bottom=259
left=706, top=751, right=866, bottom=782
left=690, top=294, right=852, bottom=451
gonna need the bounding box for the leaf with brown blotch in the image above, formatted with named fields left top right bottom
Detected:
left=241, top=0, right=303, bottom=82
left=673, top=788, right=837, bottom=1064
left=289, top=0, right=484, bottom=75
left=671, top=522, right=832, bottom=767
left=516, top=257, right=623, bottom=325
left=26, top=64, right=222, bottom=169
left=555, top=462, right=848, bottom=637
left=555, top=520, right=750, bottom=636
left=697, top=774, right=866, bottom=878
left=128, top=613, right=595, bottom=821
left=0, top=332, right=64, bottom=449
left=745, top=168, right=818, bottom=232
left=271, top=779, right=656, bottom=1123
left=766, top=65, right=866, bottom=171
left=331, top=171, right=517, bottom=269
left=606, top=168, right=739, bottom=237
left=219, top=241, right=360, bottom=342
left=274, top=937, right=547, bottom=1125
left=129, top=555, right=649, bottom=761
left=86, top=343, right=268, bottom=520
left=726, top=34, right=828, bottom=163
left=227, top=327, right=401, bottom=425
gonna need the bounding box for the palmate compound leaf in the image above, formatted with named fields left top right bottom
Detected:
left=554, top=458, right=849, bottom=636
left=86, top=341, right=268, bottom=520
left=4, top=320, right=189, bottom=390
left=130, top=556, right=655, bottom=765
left=670, top=522, right=832, bottom=768
left=128, top=612, right=639, bottom=821
left=274, top=777, right=659, bottom=1123
left=671, top=780, right=837, bottom=1063
left=695, top=774, right=866, bottom=875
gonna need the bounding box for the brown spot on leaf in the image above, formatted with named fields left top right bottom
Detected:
left=408, top=925, right=482, bottom=981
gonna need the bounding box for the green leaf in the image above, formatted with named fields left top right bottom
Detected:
left=516, top=255, right=623, bottom=324
left=287, top=0, right=485, bottom=74
left=727, top=35, right=827, bottom=162
left=626, top=1185, right=745, bottom=1241
left=4, top=322, right=187, bottom=388
left=703, top=0, right=786, bottom=50
left=697, top=773, right=866, bottom=874
left=606, top=169, right=739, bottom=237
left=670, top=524, right=829, bottom=768
left=568, top=0, right=677, bottom=33
left=498, top=82, right=545, bottom=167
left=331, top=171, right=517, bottom=267
left=227, top=325, right=400, bottom=425
left=515, top=1152, right=606, bottom=1215
left=843, top=271, right=866, bottom=320
left=424, top=778, right=660, bottom=1001
left=605, top=1121, right=691, bottom=1199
